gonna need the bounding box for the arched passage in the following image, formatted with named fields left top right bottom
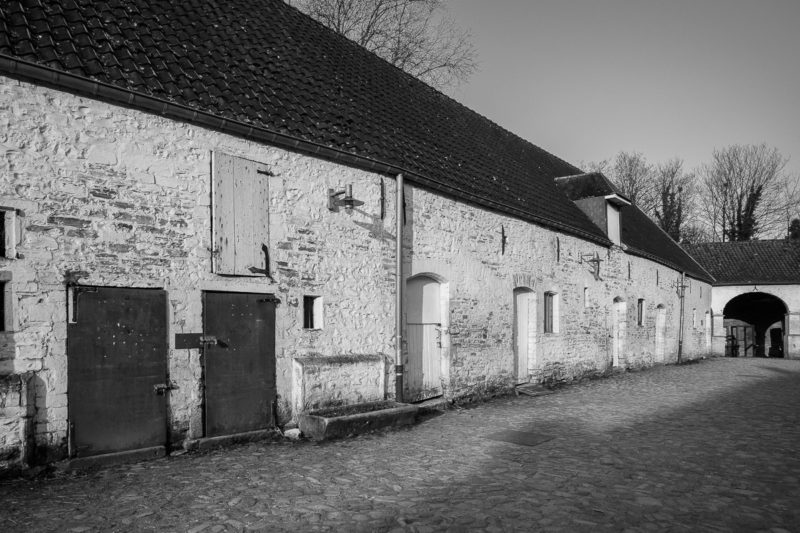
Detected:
left=723, top=292, right=788, bottom=358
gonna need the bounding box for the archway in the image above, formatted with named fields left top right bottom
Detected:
left=723, top=292, right=788, bottom=358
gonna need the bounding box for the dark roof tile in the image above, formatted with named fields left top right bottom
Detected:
left=683, top=241, right=800, bottom=285
left=556, top=172, right=712, bottom=281
left=1, top=0, right=615, bottom=245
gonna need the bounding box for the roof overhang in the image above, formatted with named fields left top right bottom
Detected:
left=605, top=194, right=632, bottom=207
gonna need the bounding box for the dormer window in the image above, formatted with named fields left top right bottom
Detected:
left=604, top=194, right=630, bottom=246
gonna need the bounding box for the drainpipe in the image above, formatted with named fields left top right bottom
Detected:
left=395, top=174, right=404, bottom=402
left=677, top=272, right=686, bottom=364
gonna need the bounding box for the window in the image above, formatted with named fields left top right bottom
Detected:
left=692, top=308, right=697, bottom=328
left=0, top=281, right=6, bottom=331
left=583, top=287, right=589, bottom=308
left=637, top=299, right=645, bottom=326
left=544, top=292, right=559, bottom=333
left=303, top=295, right=323, bottom=329
left=0, top=274, right=10, bottom=332
left=212, top=152, right=270, bottom=276
left=0, top=207, right=21, bottom=259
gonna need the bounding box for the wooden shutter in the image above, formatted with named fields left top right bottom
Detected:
left=213, top=153, right=270, bottom=276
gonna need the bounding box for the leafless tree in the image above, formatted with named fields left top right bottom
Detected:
left=653, top=158, right=696, bottom=242
left=583, top=151, right=656, bottom=213
left=288, top=0, right=478, bottom=89
left=699, top=144, right=794, bottom=241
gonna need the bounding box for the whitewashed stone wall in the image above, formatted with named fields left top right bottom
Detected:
left=0, top=76, right=712, bottom=463
left=405, top=188, right=711, bottom=398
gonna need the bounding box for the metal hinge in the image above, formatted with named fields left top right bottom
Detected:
left=153, top=382, right=179, bottom=395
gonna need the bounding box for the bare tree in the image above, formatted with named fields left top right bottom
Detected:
left=699, top=144, right=792, bottom=241
left=288, top=0, right=478, bottom=89
left=583, top=151, right=656, bottom=213
left=653, top=158, right=696, bottom=242
left=680, top=223, right=712, bottom=244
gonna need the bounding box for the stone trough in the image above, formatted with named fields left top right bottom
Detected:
left=297, top=400, right=419, bottom=441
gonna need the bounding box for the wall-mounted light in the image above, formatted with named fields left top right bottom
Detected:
left=328, top=184, right=364, bottom=212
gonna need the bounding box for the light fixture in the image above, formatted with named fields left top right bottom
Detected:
left=328, top=184, right=363, bottom=212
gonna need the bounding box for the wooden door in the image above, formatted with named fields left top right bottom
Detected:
left=406, top=276, right=442, bottom=401
left=655, top=306, right=666, bottom=362
left=612, top=299, right=627, bottom=367
left=203, top=292, right=276, bottom=437
left=67, top=287, right=168, bottom=457
left=514, top=288, right=534, bottom=383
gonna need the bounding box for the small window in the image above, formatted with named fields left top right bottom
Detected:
left=544, top=292, right=559, bottom=333
left=0, top=276, right=10, bottom=332
left=583, top=287, right=589, bottom=308
left=656, top=270, right=659, bottom=286
left=303, top=295, right=323, bottom=329
left=637, top=299, right=645, bottom=326
left=1, top=208, right=21, bottom=259
left=692, top=308, right=697, bottom=328
left=627, top=262, right=631, bottom=280
left=0, top=281, right=6, bottom=332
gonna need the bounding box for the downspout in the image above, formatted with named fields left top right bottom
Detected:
left=677, top=272, right=686, bottom=364
left=395, top=174, right=404, bottom=402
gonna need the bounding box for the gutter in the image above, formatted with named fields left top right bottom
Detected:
left=0, top=54, right=612, bottom=248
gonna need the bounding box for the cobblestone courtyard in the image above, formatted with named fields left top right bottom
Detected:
left=2, top=357, right=799, bottom=532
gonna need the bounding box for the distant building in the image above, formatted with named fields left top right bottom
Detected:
left=0, top=0, right=712, bottom=470
left=684, top=240, right=800, bottom=359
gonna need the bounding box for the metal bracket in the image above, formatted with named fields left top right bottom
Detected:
left=153, top=382, right=179, bottom=395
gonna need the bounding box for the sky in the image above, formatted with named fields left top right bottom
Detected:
left=444, top=0, right=800, bottom=176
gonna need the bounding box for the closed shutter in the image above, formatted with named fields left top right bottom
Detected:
left=212, top=153, right=270, bottom=276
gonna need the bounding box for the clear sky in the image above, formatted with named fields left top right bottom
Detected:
left=445, top=0, right=800, bottom=176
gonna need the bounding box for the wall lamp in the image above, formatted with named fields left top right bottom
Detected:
left=328, top=184, right=364, bottom=212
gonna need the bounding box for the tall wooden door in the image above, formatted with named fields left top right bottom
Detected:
left=612, top=299, right=627, bottom=368
left=406, top=276, right=443, bottom=402
left=654, top=305, right=666, bottom=362
left=67, top=287, right=168, bottom=457
left=514, top=288, right=534, bottom=383
left=203, top=292, right=276, bottom=437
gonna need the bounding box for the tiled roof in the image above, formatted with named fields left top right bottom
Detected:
left=0, top=0, right=611, bottom=244
left=555, top=173, right=714, bottom=282
left=683, top=240, right=800, bottom=285
left=554, top=172, right=629, bottom=202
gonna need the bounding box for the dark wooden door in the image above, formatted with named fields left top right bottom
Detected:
left=67, top=287, right=168, bottom=457
left=203, top=292, right=276, bottom=437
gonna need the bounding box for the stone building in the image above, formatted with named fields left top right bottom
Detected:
left=684, top=240, right=800, bottom=359
left=0, top=0, right=712, bottom=469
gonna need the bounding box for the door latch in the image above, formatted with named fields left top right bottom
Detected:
left=199, top=335, right=218, bottom=346
left=153, top=382, right=178, bottom=395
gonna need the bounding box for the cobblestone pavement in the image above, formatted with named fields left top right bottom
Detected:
left=2, top=357, right=800, bottom=532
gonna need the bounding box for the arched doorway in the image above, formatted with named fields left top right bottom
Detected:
left=513, top=288, right=536, bottom=383
left=406, top=275, right=445, bottom=401
left=611, top=297, right=626, bottom=368
left=654, top=304, right=666, bottom=362
left=723, top=292, right=788, bottom=358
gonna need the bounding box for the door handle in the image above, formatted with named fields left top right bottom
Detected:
left=153, top=382, right=178, bottom=395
